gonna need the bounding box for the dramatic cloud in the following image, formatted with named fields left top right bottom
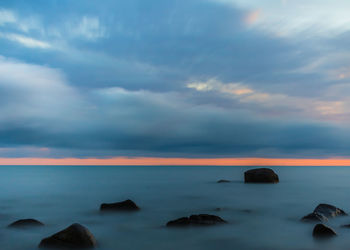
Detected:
left=0, top=56, right=349, bottom=159
left=0, top=0, right=350, bottom=158
left=187, top=78, right=350, bottom=121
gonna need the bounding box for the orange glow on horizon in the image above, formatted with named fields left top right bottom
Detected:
left=1, top=157, right=350, bottom=166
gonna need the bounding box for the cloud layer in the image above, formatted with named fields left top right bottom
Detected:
left=0, top=0, right=350, bottom=158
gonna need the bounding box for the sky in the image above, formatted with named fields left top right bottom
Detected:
left=1, top=0, right=350, bottom=164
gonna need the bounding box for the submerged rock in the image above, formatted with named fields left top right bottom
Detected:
left=8, top=219, right=44, bottom=228
left=244, top=168, right=279, bottom=183
left=189, top=214, right=227, bottom=225
left=301, top=203, right=346, bottom=222
left=314, top=204, right=347, bottom=218
left=39, top=223, right=96, bottom=248
left=312, top=224, right=337, bottom=238
left=217, top=179, right=230, bottom=183
left=100, top=199, right=140, bottom=211
left=301, top=212, right=328, bottom=223
left=167, top=214, right=226, bottom=227
left=167, top=217, right=190, bottom=226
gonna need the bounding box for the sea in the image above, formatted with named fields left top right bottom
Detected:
left=0, top=165, right=349, bottom=250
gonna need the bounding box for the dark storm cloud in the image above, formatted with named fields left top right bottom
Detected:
left=0, top=57, right=349, bottom=158
left=1, top=92, right=349, bottom=158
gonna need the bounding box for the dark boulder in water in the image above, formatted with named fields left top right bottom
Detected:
left=189, top=214, right=227, bottom=225
left=8, top=219, right=44, bottom=228
left=100, top=199, right=140, bottom=211
left=301, top=212, right=328, bottom=223
left=217, top=179, right=230, bottom=183
left=167, top=214, right=226, bottom=227
left=39, top=223, right=96, bottom=248
left=167, top=217, right=190, bottom=226
left=301, top=203, right=346, bottom=222
left=312, top=224, right=337, bottom=238
left=244, top=168, right=279, bottom=183
left=314, top=203, right=347, bottom=218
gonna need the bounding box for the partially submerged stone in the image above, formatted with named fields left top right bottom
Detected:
left=167, top=214, right=226, bottom=227
left=244, top=168, right=279, bottom=183
left=100, top=199, right=140, bottom=211
left=217, top=179, right=230, bottom=183
left=301, top=212, right=328, bottom=223
left=8, top=219, right=44, bottom=228
left=302, top=203, right=347, bottom=222
left=314, top=204, right=347, bottom=218
left=312, top=224, right=337, bottom=238
left=39, top=223, right=96, bottom=248
left=167, top=217, right=190, bottom=227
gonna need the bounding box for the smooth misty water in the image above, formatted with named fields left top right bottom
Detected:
left=0, top=166, right=350, bottom=250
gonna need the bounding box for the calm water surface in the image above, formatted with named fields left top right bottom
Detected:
left=0, top=166, right=349, bottom=250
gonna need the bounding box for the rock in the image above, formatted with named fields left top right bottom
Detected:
left=244, top=168, right=279, bottom=183
left=39, top=223, right=96, bottom=248
left=301, top=204, right=347, bottom=222
left=100, top=199, right=140, bottom=211
left=301, top=212, right=328, bottom=223
left=341, top=224, right=350, bottom=228
left=189, top=214, right=227, bottom=225
left=167, top=217, right=190, bottom=227
left=217, top=179, right=230, bottom=183
left=8, top=218, right=44, bottom=228
left=314, top=204, right=347, bottom=218
left=312, top=224, right=337, bottom=238
left=166, top=214, right=226, bottom=227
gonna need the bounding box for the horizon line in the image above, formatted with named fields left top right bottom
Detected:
left=1, top=157, right=350, bottom=166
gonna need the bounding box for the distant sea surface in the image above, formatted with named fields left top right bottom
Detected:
left=0, top=166, right=350, bottom=250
